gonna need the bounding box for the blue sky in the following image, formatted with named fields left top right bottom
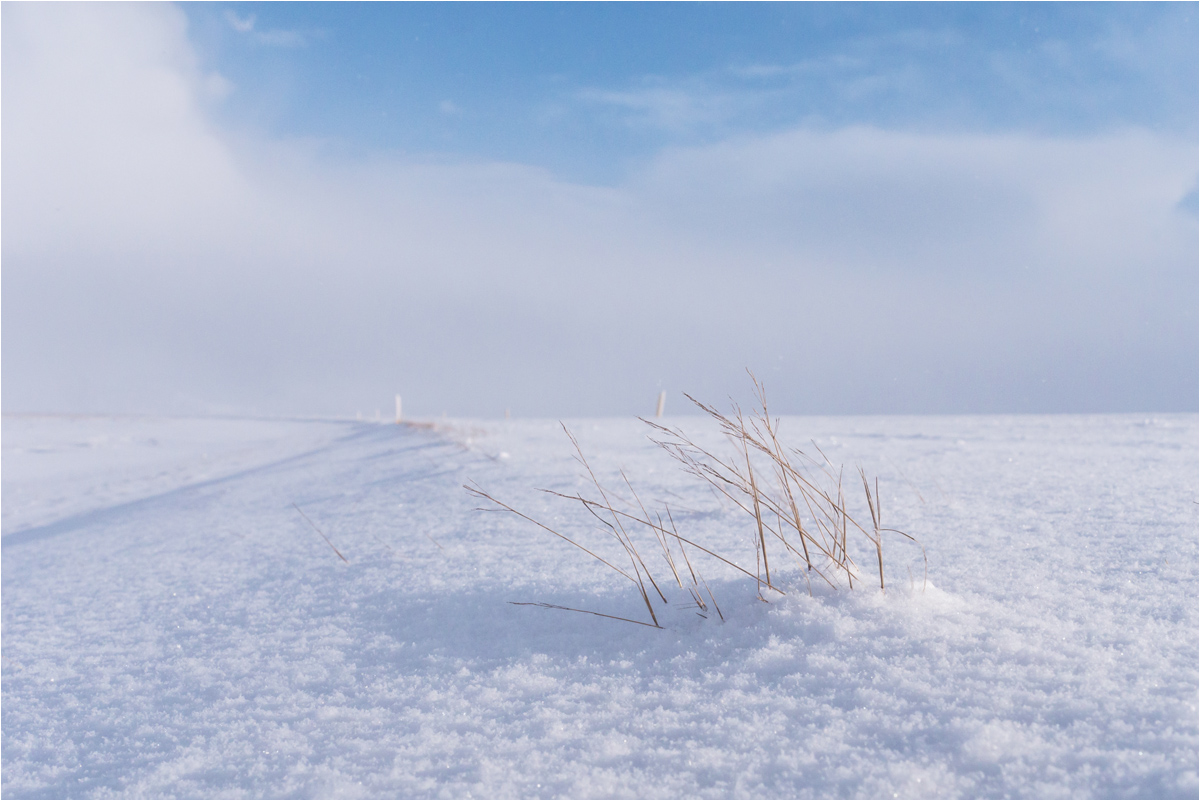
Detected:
left=3, top=3, right=1197, bottom=417
left=183, top=2, right=1197, bottom=181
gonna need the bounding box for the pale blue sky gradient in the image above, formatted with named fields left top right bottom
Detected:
left=182, top=2, right=1198, bottom=181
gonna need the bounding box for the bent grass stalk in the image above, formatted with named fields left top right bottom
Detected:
left=467, top=374, right=925, bottom=629
left=293, top=503, right=349, bottom=564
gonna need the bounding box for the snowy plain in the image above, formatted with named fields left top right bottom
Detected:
left=2, top=410, right=1197, bottom=799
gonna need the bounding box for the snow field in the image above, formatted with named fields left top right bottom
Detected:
left=2, top=413, right=1197, bottom=798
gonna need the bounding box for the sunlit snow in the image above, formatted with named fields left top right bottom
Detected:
left=2, top=412, right=1196, bottom=798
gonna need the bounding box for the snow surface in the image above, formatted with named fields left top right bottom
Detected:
left=2, top=412, right=1197, bottom=798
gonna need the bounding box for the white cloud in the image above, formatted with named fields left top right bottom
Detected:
left=224, top=8, right=307, bottom=47
left=3, top=3, right=1195, bottom=417
left=730, top=55, right=867, bottom=80
left=224, top=10, right=255, bottom=34
left=578, top=85, right=734, bottom=133
left=636, top=126, right=1195, bottom=274
left=2, top=3, right=247, bottom=256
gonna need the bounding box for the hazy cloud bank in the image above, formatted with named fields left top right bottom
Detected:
left=3, top=3, right=1196, bottom=417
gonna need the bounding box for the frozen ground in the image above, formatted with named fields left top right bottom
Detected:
left=2, top=411, right=1197, bottom=798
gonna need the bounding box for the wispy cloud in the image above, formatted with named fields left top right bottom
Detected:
left=224, top=10, right=255, bottom=34
left=573, top=13, right=1196, bottom=143
left=729, top=55, right=867, bottom=80
left=577, top=83, right=739, bottom=134
left=571, top=34, right=939, bottom=140
left=224, top=8, right=308, bottom=48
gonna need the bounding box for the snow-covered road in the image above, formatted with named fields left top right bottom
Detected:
left=2, top=413, right=1196, bottom=798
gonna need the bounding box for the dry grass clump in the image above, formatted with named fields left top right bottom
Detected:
left=646, top=373, right=925, bottom=596
left=467, top=425, right=729, bottom=629
left=466, top=373, right=924, bottom=629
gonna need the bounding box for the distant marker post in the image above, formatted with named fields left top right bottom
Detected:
left=395, top=395, right=403, bottom=424
left=655, top=390, right=666, bottom=418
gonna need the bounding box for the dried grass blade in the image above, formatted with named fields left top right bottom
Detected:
left=509, top=602, right=661, bottom=629
left=465, top=484, right=635, bottom=584
left=293, top=503, right=349, bottom=564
